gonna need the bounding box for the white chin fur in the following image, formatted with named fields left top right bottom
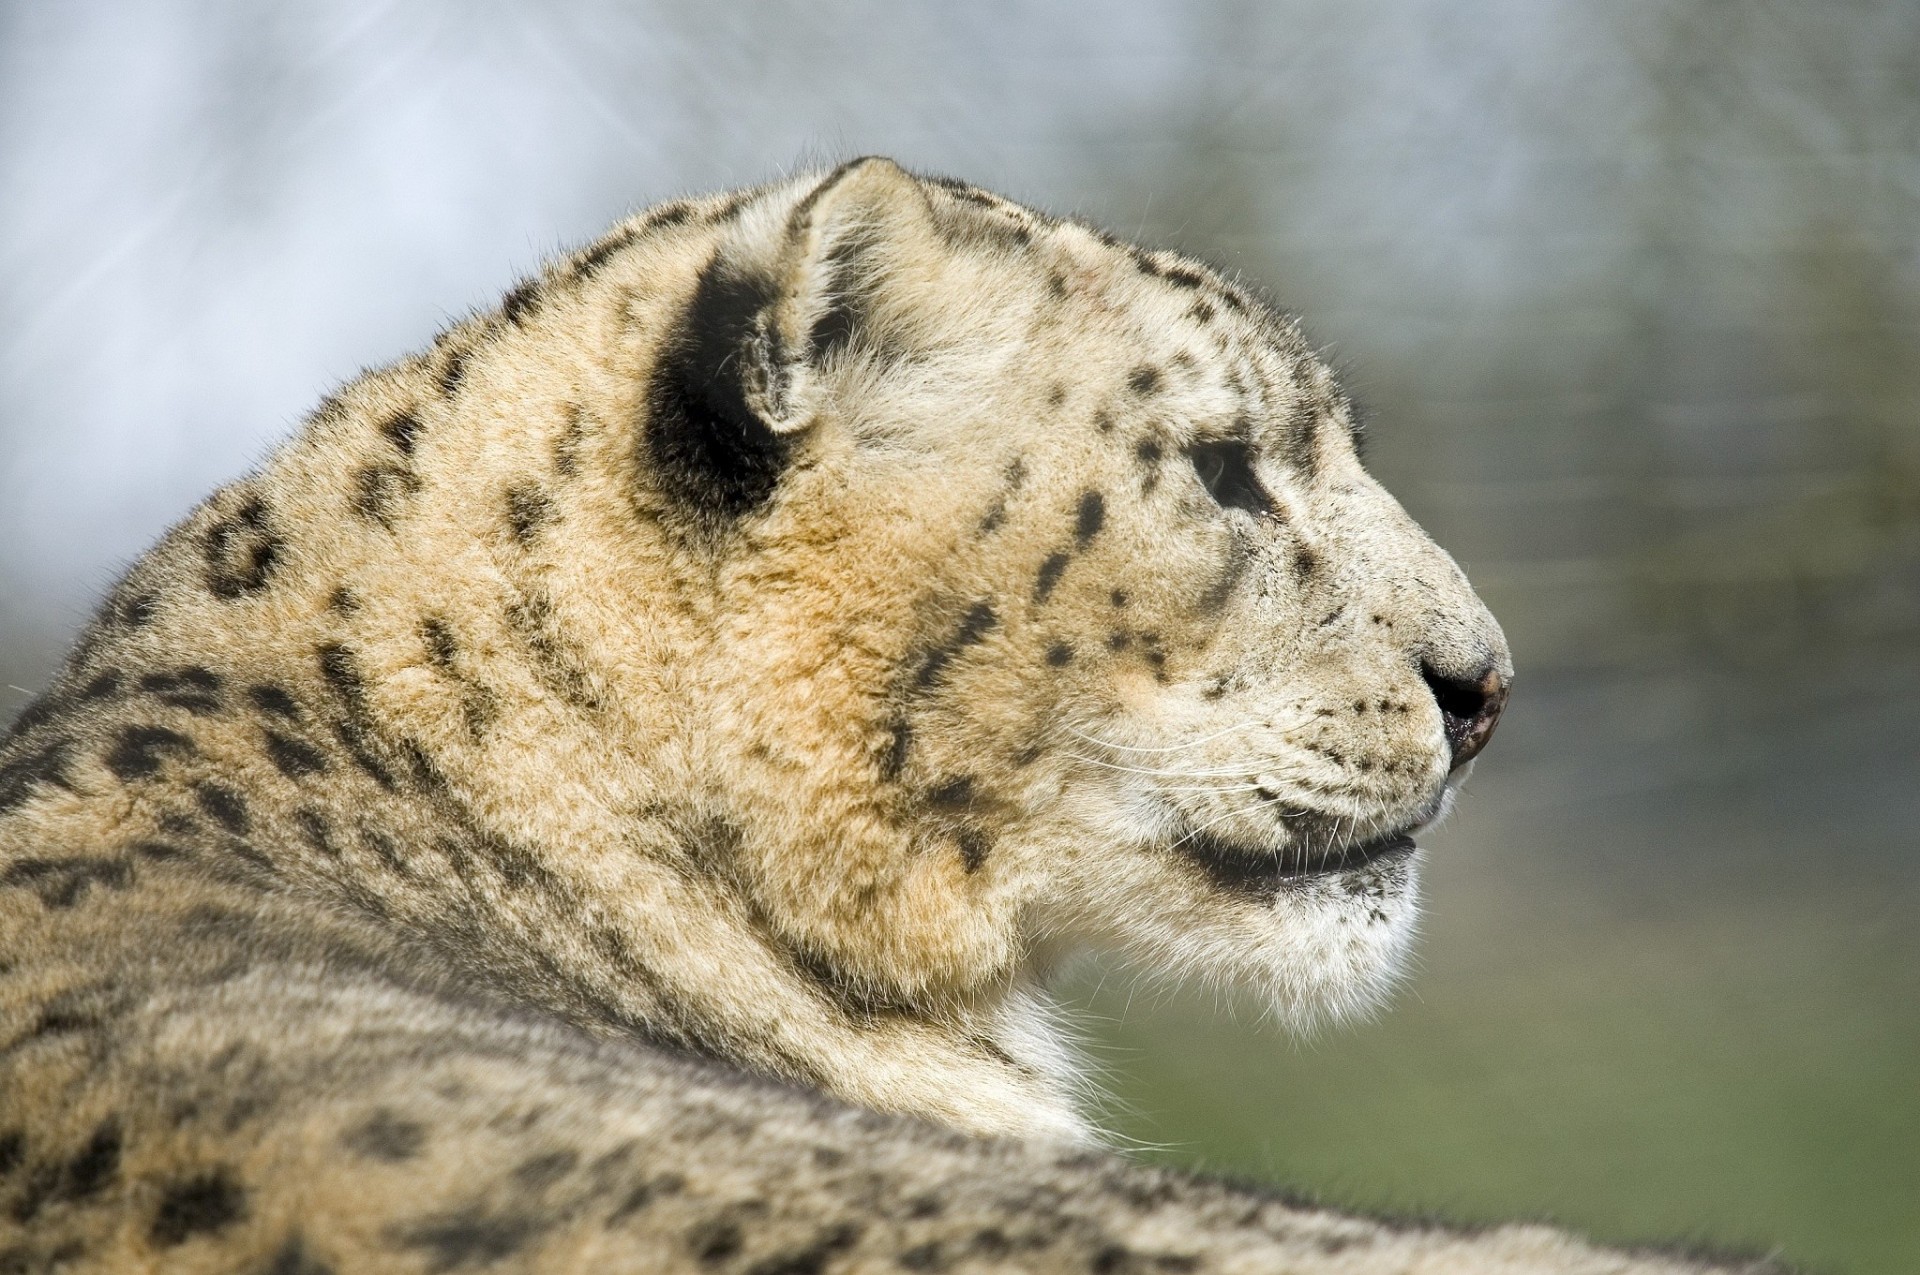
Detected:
left=1063, top=848, right=1423, bottom=1035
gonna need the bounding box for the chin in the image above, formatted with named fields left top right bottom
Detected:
left=1060, top=844, right=1424, bottom=1033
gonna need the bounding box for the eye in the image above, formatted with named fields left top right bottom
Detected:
left=1187, top=439, right=1273, bottom=517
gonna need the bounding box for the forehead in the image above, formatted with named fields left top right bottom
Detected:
left=1019, top=212, right=1346, bottom=466
left=898, top=175, right=1354, bottom=477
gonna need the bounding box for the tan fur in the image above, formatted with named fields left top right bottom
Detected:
left=0, top=160, right=1782, bottom=1272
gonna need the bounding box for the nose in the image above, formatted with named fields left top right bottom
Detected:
left=1420, top=661, right=1509, bottom=769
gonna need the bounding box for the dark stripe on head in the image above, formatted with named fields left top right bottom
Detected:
left=913, top=602, right=997, bottom=690
left=248, top=685, right=299, bottom=719
left=1033, top=553, right=1069, bottom=604
left=265, top=730, right=326, bottom=780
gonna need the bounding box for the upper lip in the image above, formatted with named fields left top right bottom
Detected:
left=1174, top=823, right=1418, bottom=894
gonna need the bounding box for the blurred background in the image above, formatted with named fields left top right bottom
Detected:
left=2, top=3, right=1914, bottom=1270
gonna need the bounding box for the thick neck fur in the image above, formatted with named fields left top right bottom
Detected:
left=0, top=184, right=1089, bottom=1143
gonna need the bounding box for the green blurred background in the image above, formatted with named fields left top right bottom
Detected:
left=3, top=4, right=1915, bottom=1271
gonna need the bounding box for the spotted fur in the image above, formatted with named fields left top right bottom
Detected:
left=0, top=160, right=1782, bottom=1272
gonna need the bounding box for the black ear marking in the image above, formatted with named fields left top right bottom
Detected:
left=644, top=255, right=793, bottom=532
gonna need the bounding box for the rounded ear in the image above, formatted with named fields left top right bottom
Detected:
left=754, top=156, right=942, bottom=429
left=643, top=158, right=939, bottom=533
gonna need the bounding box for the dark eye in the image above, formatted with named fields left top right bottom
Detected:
left=1187, top=439, right=1273, bottom=517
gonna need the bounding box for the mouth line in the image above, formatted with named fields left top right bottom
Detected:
left=1174, top=825, right=1418, bottom=896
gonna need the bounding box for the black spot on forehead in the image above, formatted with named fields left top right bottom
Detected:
left=265, top=730, right=326, bottom=780
left=262, top=1236, right=332, bottom=1275
left=504, top=483, right=556, bottom=545
left=195, top=782, right=250, bottom=834
left=501, top=278, right=541, bottom=327
left=1074, top=491, right=1106, bottom=544
left=1046, top=642, right=1073, bottom=667
left=0, top=737, right=75, bottom=812
left=381, top=410, right=423, bottom=456
left=1187, top=299, right=1215, bottom=325
left=927, top=776, right=976, bottom=809
left=956, top=829, right=992, bottom=873
left=1164, top=266, right=1206, bottom=290
left=120, top=592, right=158, bottom=626
left=1047, top=383, right=1065, bottom=408
left=1127, top=366, right=1162, bottom=396
left=880, top=719, right=912, bottom=780
left=343, top=1110, right=426, bottom=1162
left=105, top=725, right=196, bottom=782
left=63, top=1120, right=122, bottom=1201
left=3, top=856, right=132, bottom=908
left=649, top=202, right=697, bottom=229
left=327, top=586, right=358, bottom=615
left=420, top=618, right=459, bottom=670
left=512, top=1150, right=579, bottom=1189
left=248, top=685, right=300, bottom=719
left=574, top=225, right=640, bottom=280
left=295, top=808, right=337, bottom=856
left=553, top=406, right=587, bottom=477
left=353, top=465, right=421, bottom=529
left=139, top=668, right=223, bottom=715
left=393, top=1209, right=544, bottom=1269
left=205, top=496, right=281, bottom=599
left=438, top=347, right=469, bottom=399
left=1290, top=544, right=1321, bottom=582
left=150, top=1169, right=247, bottom=1246
left=317, top=644, right=367, bottom=708
left=362, top=825, right=409, bottom=876
left=913, top=602, right=998, bottom=690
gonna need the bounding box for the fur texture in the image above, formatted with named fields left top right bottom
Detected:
left=0, top=160, right=1780, bottom=1272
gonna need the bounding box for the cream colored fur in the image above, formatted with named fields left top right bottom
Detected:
left=0, top=160, right=1786, bottom=1273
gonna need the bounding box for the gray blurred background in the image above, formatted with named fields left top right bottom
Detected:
left=3, top=3, right=1915, bottom=1270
